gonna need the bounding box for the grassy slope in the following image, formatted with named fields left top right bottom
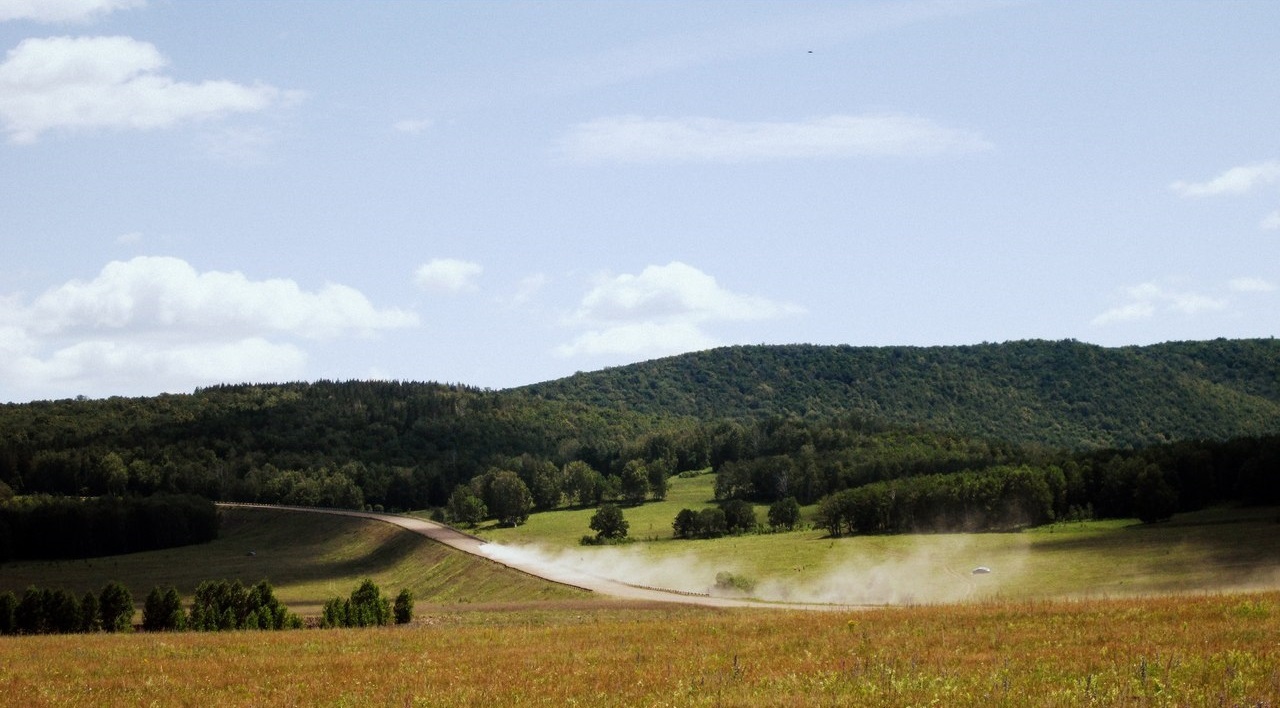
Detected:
left=0, top=506, right=585, bottom=614
left=477, top=476, right=1280, bottom=603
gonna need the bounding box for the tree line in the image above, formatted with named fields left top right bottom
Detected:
left=0, top=578, right=415, bottom=635
left=0, top=494, right=218, bottom=563
left=0, top=581, right=134, bottom=635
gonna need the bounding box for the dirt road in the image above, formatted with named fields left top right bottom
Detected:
left=222, top=504, right=844, bottom=610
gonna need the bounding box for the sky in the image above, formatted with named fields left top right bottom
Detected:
left=1, top=0, right=1277, bottom=403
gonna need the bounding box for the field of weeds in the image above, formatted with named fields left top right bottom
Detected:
left=2, top=592, right=1277, bottom=706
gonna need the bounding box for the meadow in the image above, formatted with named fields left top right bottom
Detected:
left=4, top=486, right=1280, bottom=705
left=1, top=592, right=1277, bottom=705
left=473, top=474, right=1280, bottom=603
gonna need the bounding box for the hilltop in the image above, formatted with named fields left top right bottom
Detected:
left=522, top=339, right=1280, bottom=449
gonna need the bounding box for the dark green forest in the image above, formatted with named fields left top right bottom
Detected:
left=1, top=339, right=1277, bottom=541
left=523, top=338, right=1280, bottom=449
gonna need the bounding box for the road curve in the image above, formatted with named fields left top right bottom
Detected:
left=219, top=503, right=848, bottom=610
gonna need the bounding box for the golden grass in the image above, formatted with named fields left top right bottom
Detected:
left=1, top=592, right=1277, bottom=706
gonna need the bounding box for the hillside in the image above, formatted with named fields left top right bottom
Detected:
left=0, top=381, right=682, bottom=508
left=522, top=339, right=1280, bottom=449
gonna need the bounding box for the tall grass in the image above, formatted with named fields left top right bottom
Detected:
left=1, top=592, right=1276, bottom=705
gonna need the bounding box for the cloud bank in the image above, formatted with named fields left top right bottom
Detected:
left=558, top=261, right=802, bottom=358
left=0, top=35, right=289, bottom=143
left=0, top=256, right=417, bottom=400
left=560, top=114, right=991, bottom=164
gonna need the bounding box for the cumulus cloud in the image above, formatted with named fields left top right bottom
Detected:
left=0, top=256, right=417, bottom=400
left=0, top=35, right=289, bottom=143
left=1091, top=280, right=1243, bottom=327
left=1170, top=160, right=1280, bottom=198
left=557, top=261, right=802, bottom=358
left=414, top=258, right=483, bottom=293
left=0, top=0, right=144, bottom=24
left=559, top=114, right=991, bottom=164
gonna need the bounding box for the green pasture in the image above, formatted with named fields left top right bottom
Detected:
left=475, top=475, right=1280, bottom=603
left=0, top=507, right=585, bottom=615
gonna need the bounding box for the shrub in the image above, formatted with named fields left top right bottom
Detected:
left=589, top=503, right=629, bottom=541
left=394, top=589, right=414, bottom=625
left=323, top=579, right=392, bottom=628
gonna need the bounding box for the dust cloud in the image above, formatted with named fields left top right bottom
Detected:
left=479, top=535, right=1029, bottom=606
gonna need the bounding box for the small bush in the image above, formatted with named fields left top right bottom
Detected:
left=394, top=589, right=414, bottom=625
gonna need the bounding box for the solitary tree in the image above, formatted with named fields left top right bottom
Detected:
left=589, top=503, right=629, bottom=541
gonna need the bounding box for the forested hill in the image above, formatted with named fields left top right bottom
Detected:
left=520, top=339, right=1280, bottom=450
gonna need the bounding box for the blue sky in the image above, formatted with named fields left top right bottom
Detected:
left=1, top=0, right=1277, bottom=402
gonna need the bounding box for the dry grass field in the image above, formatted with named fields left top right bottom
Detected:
left=4, top=500, right=1279, bottom=705
left=1, top=592, right=1277, bottom=706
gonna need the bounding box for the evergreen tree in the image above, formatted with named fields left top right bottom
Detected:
left=99, top=581, right=134, bottom=633
left=393, top=589, right=414, bottom=625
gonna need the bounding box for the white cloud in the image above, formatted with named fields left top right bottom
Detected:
left=1229, top=277, right=1276, bottom=293
left=29, top=256, right=417, bottom=339
left=0, top=0, right=144, bottom=24
left=1170, top=160, right=1280, bottom=198
left=559, top=114, right=991, bottom=164
left=0, top=256, right=418, bottom=400
left=1261, top=211, right=1280, bottom=230
left=1091, top=281, right=1232, bottom=327
left=557, top=261, right=803, bottom=358
left=393, top=118, right=432, bottom=135
left=0, top=35, right=288, bottom=143
left=414, top=258, right=483, bottom=293
left=115, top=230, right=142, bottom=245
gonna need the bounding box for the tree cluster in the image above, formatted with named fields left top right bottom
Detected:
left=0, top=494, right=217, bottom=563
left=672, top=500, right=759, bottom=539
left=184, top=579, right=302, bottom=631
left=0, top=581, right=133, bottom=635
left=321, top=579, right=412, bottom=628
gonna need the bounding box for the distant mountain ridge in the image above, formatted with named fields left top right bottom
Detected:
left=520, top=339, right=1280, bottom=449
